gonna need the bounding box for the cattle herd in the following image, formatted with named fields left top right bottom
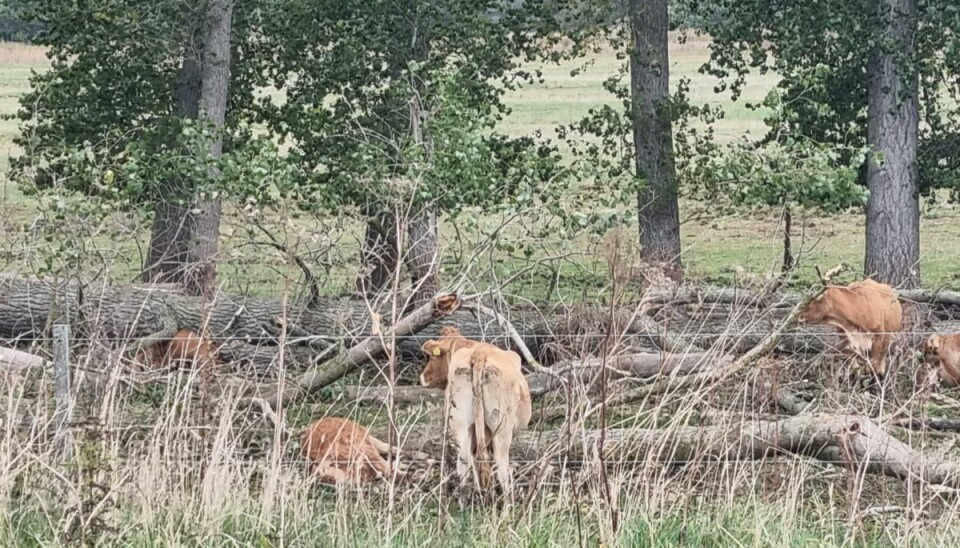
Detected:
left=133, top=277, right=960, bottom=501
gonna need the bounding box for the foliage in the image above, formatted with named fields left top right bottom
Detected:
left=679, top=0, right=960, bottom=200
left=245, top=0, right=569, bottom=217
left=683, top=137, right=869, bottom=214
left=11, top=0, right=262, bottom=207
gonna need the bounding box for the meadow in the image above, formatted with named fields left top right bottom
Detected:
left=2, top=36, right=960, bottom=548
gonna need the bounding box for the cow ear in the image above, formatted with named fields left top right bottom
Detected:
left=422, top=340, right=443, bottom=356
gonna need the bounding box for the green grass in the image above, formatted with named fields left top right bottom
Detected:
left=0, top=498, right=921, bottom=547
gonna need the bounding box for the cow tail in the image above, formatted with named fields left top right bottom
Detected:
left=471, top=349, right=493, bottom=490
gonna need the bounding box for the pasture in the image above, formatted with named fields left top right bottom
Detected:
left=1, top=36, right=960, bottom=547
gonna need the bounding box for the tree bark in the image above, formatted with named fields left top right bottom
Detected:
left=355, top=211, right=400, bottom=297
left=405, top=96, right=441, bottom=306
left=183, top=0, right=234, bottom=297
left=630, top=0, right=682, bottom=281
left=406, top=207, right=441, bottom=307
left=143, top=31, right=202, bottom=285
left=864, top=0, right=920, bottom=289
left=379, top=414, right=960, bottom=488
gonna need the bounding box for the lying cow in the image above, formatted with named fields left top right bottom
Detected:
left=420, top=327, right=531, bottom=499
left=799, top=278, right=902, bottom=377
left=924, top=334, right=960, bottom=387
left=300, top=417, right=400, bottom=484
left=133, top=328, right=220, bottom=371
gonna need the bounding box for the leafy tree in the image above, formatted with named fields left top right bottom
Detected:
left=684, top=137, right=868, bottom=276
left=682, top=0, right=960, bottom=288
left=248, top=0, right=568, bottom=302
left=13, top=0, right=255, bottom=294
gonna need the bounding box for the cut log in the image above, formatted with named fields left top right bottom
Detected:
left=644, top=286, right=960, bottom=310
left=378, top=414, right=960, bottom=488
left=526, top=352, right=725, bottom=397
left=338, top=385, right=443, bottom=405
left=0, top=346, right=47, bottom=369
left=0, top=276, right=553, bottom=359
left=333, top=351, right=723, bottom=406
left=241, top=294, right=461, bottom=409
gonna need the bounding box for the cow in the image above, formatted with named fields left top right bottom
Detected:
left=798, top=278, right=902, bottom=377
left=300, top=417, right=400, bottom=484
left=133, top=328, right=220, bottom=371
left=420, top=326, right=531, bottom=500
left=923, top=334, right=960, bottom=387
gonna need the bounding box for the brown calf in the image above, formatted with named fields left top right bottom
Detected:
left=420, top=327, right=531, bottom=499
left=300, top=417, right=398, bottom=484
left=133, top=328, right=220, bottom=371
left=924, top=334, right=960, bottom=387
left=799, top=278, right=902, bottom=376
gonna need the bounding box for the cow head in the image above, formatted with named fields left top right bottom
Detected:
left=419, top=327, right=466, bottom=389
left=923, top=335, right=943, bottom=363
left=798, top=289, right=834, bottom=325
left=132, top=342, right=165, bottom=368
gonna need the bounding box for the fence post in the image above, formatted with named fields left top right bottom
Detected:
left=52, top=324, right=74, bottom=462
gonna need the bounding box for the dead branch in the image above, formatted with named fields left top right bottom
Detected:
left=536, top=282, right=827, bottom=422
left=239, top=293, right=460, bottom=409
left=251, top=218, right=322, bottom=308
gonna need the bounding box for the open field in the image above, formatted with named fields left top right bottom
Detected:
left=4, top=36, right=960, bottom=548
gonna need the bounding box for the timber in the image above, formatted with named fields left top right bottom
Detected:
left=377, top=414, right=960, bottom=488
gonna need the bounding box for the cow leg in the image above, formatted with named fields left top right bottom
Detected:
left=448, top=389, right=479, bottom=491
left=869, top=334, right=890, bottom=377
left=491, top=426, right=515, bottom=504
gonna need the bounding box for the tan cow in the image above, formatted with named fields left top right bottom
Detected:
left=420, top=327, right=531, bottom=498
left=924, top=334, right=960, bottom=387
left=300, top=417, right=399, bottom=484
left=799, top=278, right=902, bottom=376
left=133, top=328, right=220, bottom=371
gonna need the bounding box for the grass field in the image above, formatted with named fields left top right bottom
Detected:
left=5, top=38, right=960, bottom=548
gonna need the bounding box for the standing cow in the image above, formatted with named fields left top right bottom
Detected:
left=924, top=334, right=960, bottom=387
left=799, top=278, right=902, bottom=377
left=420, top=327, right=531, bottom=500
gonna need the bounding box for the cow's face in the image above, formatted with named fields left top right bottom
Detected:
left=799, top=290, right=832, bottom=324
left=420, top=339, right=453, bottom=388
left=924, top=336, right=942, bottom=363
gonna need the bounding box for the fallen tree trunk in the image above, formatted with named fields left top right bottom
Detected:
left=241, top=294, right=462, bottom=409
left=526, top=351, right=725, bottom=397
left=379, top=414, right=960, bottom=487
left=338, top=385, right=444, bottom=405
left=333, top=351, right=724, bottom=405
left=0, top=276, right=553, bottom=358
left=644, top=286, right=960, bottom=309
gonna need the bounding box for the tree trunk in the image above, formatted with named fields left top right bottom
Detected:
left=405, top=96, right=441, bottom=306
left=355, top=211, right=400, bottom=297
left=864, top=0, right=920, bottom=289
left=183, top=0, right=234, bottom=297
left=406, top=207, right=440, bottom=306
left=143, top=36, right=202, bottom=284
left=377, top=414, right=960, bottom=488
left=630, top=0, right=682, bottom=281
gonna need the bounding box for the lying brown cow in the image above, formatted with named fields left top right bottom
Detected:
left=799, top=278, right=902, bottom=376
left=300, top=417, right=399, bottom=484
left=420, top=327, right=531, bottom=499
left=133, top=328, right=220, bottom=371
left=924, top=334, right=960, bottom=387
